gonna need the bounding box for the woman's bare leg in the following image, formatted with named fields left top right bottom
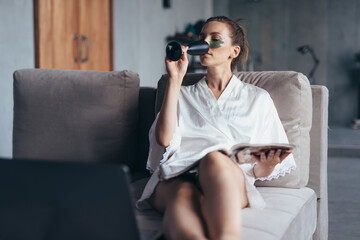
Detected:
left=149, top=178, right=208, bottom=240
left=198, top=151, right=249, bottom=240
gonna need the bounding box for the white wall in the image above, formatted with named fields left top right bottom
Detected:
left=0, top=0, right=213, bottom=157
left=215, top=0, right=360, bottom=126
left=113, top=0, right=213, bottom=87
left=0, top=0, right=35, bottom=158
left=223, top=0, right=327, bottom=87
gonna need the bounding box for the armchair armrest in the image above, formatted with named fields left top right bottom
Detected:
left=308, top=85, right=329, bottom=240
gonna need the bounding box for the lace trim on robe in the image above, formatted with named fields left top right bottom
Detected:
left=255, top=157, right=296, bottom=181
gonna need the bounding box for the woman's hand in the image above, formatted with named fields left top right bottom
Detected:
left=165, top=46, right=189, bottom=86
left=252, top=149, right=293, bottom=178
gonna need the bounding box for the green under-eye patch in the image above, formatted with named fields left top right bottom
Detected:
left=209, top=39, right=225, bottom=48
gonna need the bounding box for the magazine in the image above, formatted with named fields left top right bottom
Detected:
left=159, top=143, right=295, bottom=180
left=230, top=143, right=295, bottom=164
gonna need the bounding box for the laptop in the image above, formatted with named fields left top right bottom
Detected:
left=0, top=158, right=142, bottom=240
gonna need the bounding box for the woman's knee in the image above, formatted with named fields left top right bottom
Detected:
left=199, top=151, right=235, bottom=175
left=199, top=151, right=246, bottom=186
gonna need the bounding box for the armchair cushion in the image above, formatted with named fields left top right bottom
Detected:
left=132, top=178, right=317, bottom=240
left=13, top=69, right=140, bottom=170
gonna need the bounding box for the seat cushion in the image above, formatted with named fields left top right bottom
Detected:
left=13, top=69, right=140, bottom=170
left=242, top=187, right=317, bottom=240
left=132, top=178, right=317, bottom=240
left=156, top=71, right=312, bottom=188
left=132, top=178, right=163, bottom=240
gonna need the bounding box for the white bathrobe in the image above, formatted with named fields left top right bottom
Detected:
left=137, top=75, right=296, bottom=209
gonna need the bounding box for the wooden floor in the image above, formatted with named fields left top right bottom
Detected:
left=328, top=127, right=360, bottom=240
left=328, top=156, right=360, bottom=240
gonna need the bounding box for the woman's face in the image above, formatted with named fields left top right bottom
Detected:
left=199, top=21, right=239, bottom=69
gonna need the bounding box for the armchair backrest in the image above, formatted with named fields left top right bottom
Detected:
left=13, top=69, right=141, bottom=172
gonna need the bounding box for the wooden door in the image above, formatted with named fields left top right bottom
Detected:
left=35, top=0, right=113, bottom=71
left=78, top=0, right=111, bottom=70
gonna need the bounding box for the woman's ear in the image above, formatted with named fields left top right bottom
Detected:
left=232, top=45, right=241, bottom=58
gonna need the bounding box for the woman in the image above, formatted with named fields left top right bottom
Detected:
left=137, top=16, right=296, bottom=240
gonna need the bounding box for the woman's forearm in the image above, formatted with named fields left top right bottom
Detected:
left=155, top=78, right=182, bottom=146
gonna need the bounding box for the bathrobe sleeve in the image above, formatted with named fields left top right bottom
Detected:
left=136, top=113, right=182, bottom=209
left=146, top=113, right=182, bottom=173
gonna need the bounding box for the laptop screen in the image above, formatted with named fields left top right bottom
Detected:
left=0, top=159, right=141, bottom=240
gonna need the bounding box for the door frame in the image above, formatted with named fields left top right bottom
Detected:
left=33, top=0, right=114, bottom=70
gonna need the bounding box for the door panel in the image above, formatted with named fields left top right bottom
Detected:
left=38, top=0, right=79, bottom=69
left=36, top=0, right=112, bottom=71
left=79, top=0, right=111, bottom=71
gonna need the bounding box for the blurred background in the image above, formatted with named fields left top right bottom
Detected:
left=0, top=1, right=359, bottom=238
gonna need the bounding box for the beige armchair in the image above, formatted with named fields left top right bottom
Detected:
left=133, top=71, right=329, bottom=240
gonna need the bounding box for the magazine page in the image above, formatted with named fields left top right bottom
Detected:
left=231, top=143, right=295, bottom=164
